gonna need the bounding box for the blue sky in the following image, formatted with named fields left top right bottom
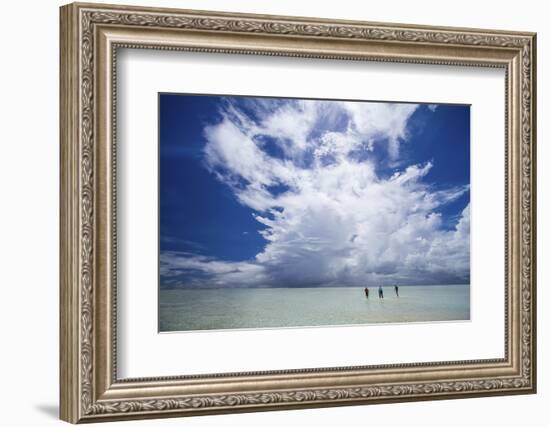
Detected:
left=159, top=94, right=470, bottom=288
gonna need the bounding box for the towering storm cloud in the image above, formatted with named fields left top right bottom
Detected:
left=160, top=97, right=470, bottom=287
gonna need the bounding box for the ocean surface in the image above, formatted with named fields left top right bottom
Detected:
left=159, top=285, right=470, bottom=332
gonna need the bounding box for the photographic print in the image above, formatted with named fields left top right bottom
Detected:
left=159, top=94, right=470, bottom=332
left=60, top=5, right=536, bottom=420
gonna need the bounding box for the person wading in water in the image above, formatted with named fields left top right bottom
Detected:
left=378, top=286, right=384, bottom=299
left=364, top=287, right=369, bottom=299
left=394, top=285, right=399, bottom=297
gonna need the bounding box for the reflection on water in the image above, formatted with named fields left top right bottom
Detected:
left=159, top=285, right=470, bottom=332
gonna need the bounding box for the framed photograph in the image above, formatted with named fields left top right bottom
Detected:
left=60, top=2, right=537, bottom=423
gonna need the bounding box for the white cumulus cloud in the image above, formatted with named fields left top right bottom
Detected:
left=161, top=98, right=469, bottom=288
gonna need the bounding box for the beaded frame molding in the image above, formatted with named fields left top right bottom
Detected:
left=60, top=2, right=537, bottom=423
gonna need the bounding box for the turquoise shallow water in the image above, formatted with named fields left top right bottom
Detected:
left=159, top=285, right=470, bottom=332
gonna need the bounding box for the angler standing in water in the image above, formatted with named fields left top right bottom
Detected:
left=378, top=286, right=384, bottom=299
left=394, top=285, right=399, bottom=297
left=364, top=287, right=369, bottom=299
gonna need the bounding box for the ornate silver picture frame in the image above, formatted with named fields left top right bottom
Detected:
left=60, top=2, right=536, bottom=423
